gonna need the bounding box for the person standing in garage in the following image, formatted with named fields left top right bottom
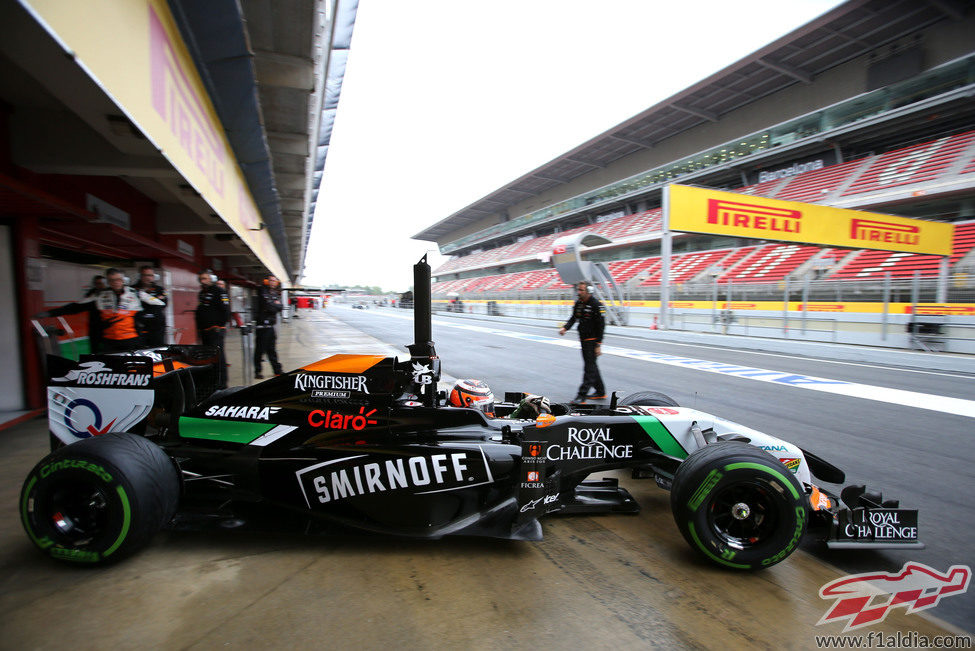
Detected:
left=132, top=265, right=168, bottom=347
left=196, top=270, right=231, bottom=389
left=252, top=274, right=284, bottom=379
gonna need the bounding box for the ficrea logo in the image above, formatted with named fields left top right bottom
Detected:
left=818, top=561, right=971, bottom=632
left=63, top=398, right=117, bottom=438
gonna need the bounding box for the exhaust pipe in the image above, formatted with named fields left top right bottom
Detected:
left=411, top=254, right=433, bottom=356
left=407, top=255, right=439, bottom=406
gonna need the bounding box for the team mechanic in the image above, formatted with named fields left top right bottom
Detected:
left=132, top=265, right=168, bottom=347
left=35, top=267, right=164, bottom=353
left=253, top=274, right=284, bottom=379
left=196, top=270, right=231, bottom=389
left=559, top=281, right=606, bottom=403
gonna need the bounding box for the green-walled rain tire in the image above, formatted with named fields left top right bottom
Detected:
left=670, top=441, right=807, bottom=570
left=20, top=433, right=179, bottom=565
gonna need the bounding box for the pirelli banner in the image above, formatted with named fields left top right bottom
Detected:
left=667, top=184, right=954, bottom=256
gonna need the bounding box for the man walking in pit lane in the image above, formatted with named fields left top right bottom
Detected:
left=35, top=267, right=164, bottom=353
left=558, top=281, right=606, bottom=403
left=132, top=265, right=168, bottom=347
left=253, top=274, right=284, bottom=379
left=196, top=270, right=231, bottom=389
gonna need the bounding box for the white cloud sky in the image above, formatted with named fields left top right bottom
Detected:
left=303, top=0, right=845, bottom=292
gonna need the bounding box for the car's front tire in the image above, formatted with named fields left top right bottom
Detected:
left=670, top=441, right=807, bottom=570
left=20, top=433, right=179, bottom=565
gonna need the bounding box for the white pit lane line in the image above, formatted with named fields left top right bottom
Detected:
left=345, top=307, right=975, bottom=419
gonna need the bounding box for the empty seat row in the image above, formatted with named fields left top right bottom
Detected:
left=435, top=220, right=975, bottom=293
left=841, top=131, right=975, bottom=197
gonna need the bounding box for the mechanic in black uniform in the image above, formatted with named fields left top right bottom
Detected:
left=253, top=274, right=284, bottom=379
left=196, top=270, right=231, bottom=389
left=559, top=281, right=606, bottom=403
left=83, top=274, right=106, bottom=353
left=132, top=265, right=168, bottom=347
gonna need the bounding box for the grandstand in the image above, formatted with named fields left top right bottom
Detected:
left=417, top=1, right=975, bottom=313
left=428, top=128, right=975, bottom=295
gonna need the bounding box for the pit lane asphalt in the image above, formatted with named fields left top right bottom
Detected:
left=0, top=308, right=970, bottom=647
left=330, top=304, right=975, bottom=635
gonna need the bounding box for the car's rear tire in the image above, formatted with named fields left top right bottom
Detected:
left=20, top=433, right=179, bottom=565
left=619, top=391, right=679, bottom=407
left=670, top=441, right=807, bottom=570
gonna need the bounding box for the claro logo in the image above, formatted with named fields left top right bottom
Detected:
left=850, top=219, right=920, bottom=246
left=308, top=407, right=379, bottom=431
left=707, top=199, right=801, bottom=234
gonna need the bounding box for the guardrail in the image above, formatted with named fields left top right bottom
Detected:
left=438, top=273, right=975, bottom=304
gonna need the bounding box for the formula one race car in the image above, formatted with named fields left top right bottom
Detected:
left=20, top=258, right=922, bottom=569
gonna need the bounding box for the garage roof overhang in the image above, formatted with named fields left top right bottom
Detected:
left=0, top=172, right=195, bottom=263
left=0, top=0, right=357, bottom=283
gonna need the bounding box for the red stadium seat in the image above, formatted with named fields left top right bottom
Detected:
left=774, top=159, right=869, bottom=203
left=842, top=131, right=975, bottom=197
left=723, top=244, right=821, bottom=283
left=714, top=246, right=761, bottom=283
left=738, top=177, right=788, bottom=197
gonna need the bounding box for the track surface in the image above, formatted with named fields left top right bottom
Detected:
left=333, top=304, right=975, bottom=632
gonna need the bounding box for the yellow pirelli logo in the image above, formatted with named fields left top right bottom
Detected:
left=707, top=199, right=801, bottom=234
left=668, top=184, right=953, bottom=255
left=850, top=219, right=919, bottom=246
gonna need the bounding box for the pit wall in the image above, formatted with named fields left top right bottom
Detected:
left=432, top=299, right=975, bottom=354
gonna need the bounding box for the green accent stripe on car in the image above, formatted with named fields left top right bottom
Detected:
left=178, top=417, right=275, bottom=444
left=724, top=462, right=799, bottom=499
left=688, top=522, right=750, bottom=569
left=103, top=485, right=132, bottom=557
left=631, top=416, right=688, bottom=459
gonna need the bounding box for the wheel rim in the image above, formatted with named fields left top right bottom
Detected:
left=707, top=481, right=779, bottom=549
left=46, top=481, right=112, bottom=546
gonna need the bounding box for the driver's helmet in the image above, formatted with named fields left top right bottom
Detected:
left=448, top=379, right=495, bottom=417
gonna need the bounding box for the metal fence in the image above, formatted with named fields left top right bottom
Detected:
left=431, top=273, right=975, bottom=352
left=437, top=273, right=975, bottom=305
